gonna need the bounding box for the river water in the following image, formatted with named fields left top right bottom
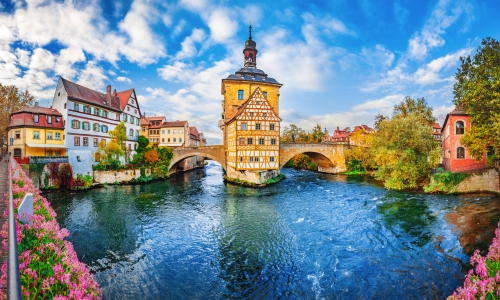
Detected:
left=44, top=162, right=500, bottom=299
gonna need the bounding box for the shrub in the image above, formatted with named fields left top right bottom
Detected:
left=72, top=174, right=93, bottom=190
left=423, top=171, right=468, bottom=193
left=109, top=159, right=121, bottom=170
left=92, top=164, right=106, bottom=171
left=58, top=164, right=73, bottom=189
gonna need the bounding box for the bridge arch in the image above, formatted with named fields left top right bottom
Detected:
left=279, top=143, right=347, bottom=173
left=169, top=152, right=225, bottom=169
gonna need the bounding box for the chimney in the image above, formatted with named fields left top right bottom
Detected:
left=113, top=88, right=117, bottom=96
left=34, top=102, right=39, bottom=107
left=106, top=85, right=111, bottom=107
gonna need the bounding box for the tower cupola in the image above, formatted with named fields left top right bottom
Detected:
left=243, top=24, right=258, bottom=68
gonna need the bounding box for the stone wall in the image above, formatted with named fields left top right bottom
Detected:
left=93, top=168, right=151, bottom=184
left=455, top=168, right=500, bottom=193
left=226, top=165, right=280, bottom=184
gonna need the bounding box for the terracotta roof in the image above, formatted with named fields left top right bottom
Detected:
left=163, top=121, right=188, bottom=127
left=432, top=122, right=441, bottom=129
left=11, top=106, right=63, bottom=116
left=116, top=89, right=134, bottom=111
left=442, top=106, right=469, bottom=132
left=61, top=77, right=121, bottom=111
left=140, top=118, right=149, bottom=125
left=189, top=126, right=199, bottom=136
left=8, top=110, right=64, bottom=129
left=352, top=124, right=374, bottom=133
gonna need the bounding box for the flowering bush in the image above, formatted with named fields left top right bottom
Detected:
left=448, top=222, right=500, bottom=299
left=0, top=161, right=101, bottom=299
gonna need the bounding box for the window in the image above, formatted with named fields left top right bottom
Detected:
left=263, top=113, right=267, bottom=117
left=162, top=138, right=165, bottom=142
left=168, top=138, right=170, bottom=142
left=74, top=103, right=79, bottom=111
left=76, top=156, right=81, bottom=162
left=123, top=114, right=128, bottom=122
left=250, top=157, right=254, bottom=162
left=456, top=121, right=465, bottom=134
left=47, top=132, right=53, bottom=140
left=250, top=112, right=254, bottom=116
left=129, top=129, right=133, bottom=136
left=136, top=130, right=139, bottom=136
left=127, top=107, right=130, bottom=111
left=241, top=123, right=247, bottom=130
left=255, top=157, right=259, bottom=162
left=93, top=123, right=99, bottom=132
left=173, top=130, right=176, bottom=134
left=56, top=117, right=60, bottom=123
left=64, top=103, right=67, bottom=109
left=34, top=115, right=39, bottom=123
left=128, top=144, right=131, bottom=150
left=83, top=106, right=90, bottom=113
left=239, top=138, right=245, bottom=145
left=136, top=119, right=139, bottom=125
left=259, top=138, right=265, bottom=145
left=102, top=125, right=108, bottom=133
left=256, top=101, right=261, bottom=105
left=168, top=129, right=171, bottom=134
left=83, top=121, right=90, bottom=130
left=247, top=138, right=253, bottom=145
left=180, top=130, right=183, bottom=134
left=238, top=90, right=244, bottom=100
left=270, top=123, right=275, bottom=130
left=15, top=131, right=20, bottom=139
left=33, top=131, right=40, bottom=139
left=162, top=130, right=165, bottom=134
left=256, top=123, right=261, bottom=130
left=270, top=157, right=275, bottom=162
left=83, top=137, right=88, bottom=146
left=239, top=157, right=243, bottom=162
left=271, top=138, right=277, bottom=145
left=47, top=116, right=52, bottom=124
left=93, top=138, right=98, bottom=147
left=135, top=109, right=137, bottom=114
left=142, top=127, right=145, bottom=132
left=55, top=132, right=60, bottom=140
left=74, top=136, right=80, bottom=146
left=457, top=147, right=465, bottom=159
left=263, top=92, right=268, bottom=97
left=58, top=92, right=60, bottom=97
left=173, top=138, right=177, bottom=142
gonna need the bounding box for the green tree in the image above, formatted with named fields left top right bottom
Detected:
left=109, top=121, right=127, bottom=148
left=453, top=37, right=500, bottom=161
left=370, top=97, right=439, bottom=190
left=0, top=83, right=35, bottom=152
left=310, top=124, right=325, bottom=142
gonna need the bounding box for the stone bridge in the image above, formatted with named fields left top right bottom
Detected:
left=170, top=143, right=348, bottom=173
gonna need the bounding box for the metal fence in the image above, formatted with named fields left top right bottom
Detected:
left=8, top=153, right=21, bottom=299
left=28, top=156, right=69, bottom=164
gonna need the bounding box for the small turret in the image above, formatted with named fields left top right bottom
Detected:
left=243, top=24, right=258, bottom=68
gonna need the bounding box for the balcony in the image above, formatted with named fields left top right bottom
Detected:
left=128, top=135, right=138, bottom=141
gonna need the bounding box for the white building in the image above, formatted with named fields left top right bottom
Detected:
left=51, top=77, right=140, bottom=174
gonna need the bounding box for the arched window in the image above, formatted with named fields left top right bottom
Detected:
left=456, top=121, right=464, bottom=134
left=457, top=147, right=465, bottom=159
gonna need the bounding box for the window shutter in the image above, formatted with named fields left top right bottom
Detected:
left=78, top=120, right=81, bottom=129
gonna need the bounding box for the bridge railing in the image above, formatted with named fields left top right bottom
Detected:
left=7, top=153, right=22, bottom=299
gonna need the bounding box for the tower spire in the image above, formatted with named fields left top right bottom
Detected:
left=249, top=21, right=252, bottom=40
left=243, top=21, right=257, bottom=68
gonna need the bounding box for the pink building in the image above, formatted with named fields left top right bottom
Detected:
left=441, top=107, right=486, bottom=172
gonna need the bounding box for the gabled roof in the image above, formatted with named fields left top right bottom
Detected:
left=442, top=106, right=469, bottom=132
left=352, top=124, right=374, bottom=133
left=60, top=77, right=121, bottom=111
left=116, top=88, right=134, bottom=111
left=432, top=122, right=441, bottom=129
left=163, top=120, right=188, bottom=127
left=226, top=87, right=282, bottom=124
left=11, top=106, right=62, bottom=116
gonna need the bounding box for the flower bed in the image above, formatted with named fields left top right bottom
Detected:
left=0, top=160, right=101, bottom=299
left=448, top=222, right=500, bottom=299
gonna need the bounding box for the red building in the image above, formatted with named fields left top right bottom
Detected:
left=441, top=107, right=486, bottom=172
left=432, top=122, right=442, bottom=142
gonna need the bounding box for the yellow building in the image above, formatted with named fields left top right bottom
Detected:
left=159, top=121, right=189, bottom=147
left=140, top=115, right=166, bottom=143
left=7, top=104, right=66, bottom=162
left=220, top=25, right=283, bottom=183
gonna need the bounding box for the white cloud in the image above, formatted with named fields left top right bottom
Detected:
left=174, top=28, right=205, bottom=60
left=179, top=0, right=208, bottom=11
left=413, top=48, right=471, bottom=85
left=15, top=48, right=30, bottom=68
left=116, top=76, right=133, bottom=84
left=77, top=61, right=108, bottom=91
left=28, top=48, right=55, bottom=71
left=361, top=45, right=395, bottom=68
left=207, top=9, right=238, bottom=43
left=352, top=94, right=404, bottom=111
left=407, top=0, right=473, bottom=60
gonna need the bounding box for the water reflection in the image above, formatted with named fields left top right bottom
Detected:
left=378, top=192, right=436, bottom=247
left=446, top=194, right=500, bottom=255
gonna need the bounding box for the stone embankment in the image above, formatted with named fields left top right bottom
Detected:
left=455, top=168, right=500, bottom=194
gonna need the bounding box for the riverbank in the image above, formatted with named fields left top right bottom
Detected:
left=0, top=159, right=101, bottom=298
left=223, top=173, right=286, bottom=187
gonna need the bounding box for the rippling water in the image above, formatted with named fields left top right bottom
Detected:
left=44, top=163, right=500, bottom=299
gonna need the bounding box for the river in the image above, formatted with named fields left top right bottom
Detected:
left=44, top=162, right=500, bottom=299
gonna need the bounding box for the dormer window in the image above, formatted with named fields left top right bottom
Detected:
left=47, top=116, right=52, bottom=124
left=34, top=115, right=39, bottom=123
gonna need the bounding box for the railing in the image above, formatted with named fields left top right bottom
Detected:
left=28, top=156, right=69, bottom=164
left=128, top=135, right=138, bottom=141
left=7, top=153, right=22, bottom=299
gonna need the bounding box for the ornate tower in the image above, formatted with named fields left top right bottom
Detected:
left=220, top=25, right=283, bottom=184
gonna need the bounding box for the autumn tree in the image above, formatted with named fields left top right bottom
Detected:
left=370, top=97, right=440, bottom=190
left=453, top=37, right=500, bottom=161
left=0, top=83, right=35, bottom=152
left=281, top=124, right=306, bottom=142
left=144, top=149, right=160, bottom=164
left=345, top=128, right=373, bottom=172
left=309, top=124, right=326, bottom=143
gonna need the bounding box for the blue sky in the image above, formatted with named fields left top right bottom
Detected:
left=1, top=0, right=499, bottom=143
